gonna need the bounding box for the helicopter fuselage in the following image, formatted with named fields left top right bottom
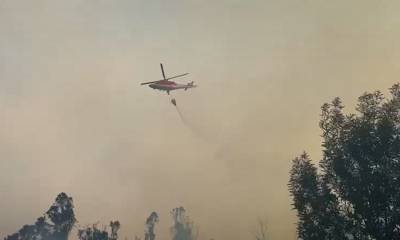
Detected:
left=149, top=80, right=196, bottom=94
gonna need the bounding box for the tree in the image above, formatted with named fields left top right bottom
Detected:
left=144, top=212, right=159, bottom=240
left=170, top=207, right=198, bottom=240
left=289, top=153, right=346, bottom=239
left=78, top=225, right=109, bottom=240
left=4, top=192, right=76, bottom=240
left=46, top=192, right=76, bottom=240
left=110, top=221, right=121, bottom=240
left=252, top=218, right=268, bottom=240
left=78, top=221, right=121, bottom=240
left=289, top=83, right=400, bottom=239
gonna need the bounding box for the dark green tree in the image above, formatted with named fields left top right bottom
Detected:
left=78, top=221, right=120, bottom=240
left=46, top=192, right=76, bottom=240
left=289, top=153, right=322, bottom=239
left=4, top=192, right=76, bottom=240
left=78, top=225, right=109, bottom=240
left=289, top=153, right=347, bottom=239
left=144, top=212, right=159, bottom=240
left=289, top=84, right=400, bottom=239
left=110, top=221, right=121, bottom=240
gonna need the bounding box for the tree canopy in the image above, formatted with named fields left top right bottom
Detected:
left=289, top=84, right=400, bottom=239
left=4, top=192, right=76, bottom=240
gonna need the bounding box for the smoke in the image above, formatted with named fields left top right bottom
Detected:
left=168, top=95, right=212, bottom=143
left=175, top=106, right=187, bottom=127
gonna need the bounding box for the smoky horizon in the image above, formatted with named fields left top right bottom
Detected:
left=1, top=1, right=400, bottom=240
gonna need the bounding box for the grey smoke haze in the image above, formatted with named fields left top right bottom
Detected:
left=1, top=0, right=400, bottom=239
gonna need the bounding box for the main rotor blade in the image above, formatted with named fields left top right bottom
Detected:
left=160, top=63, right=166, bottom=80
left=166, top=73, right=189, bottom=80
left=140, top=80, right=163, bottom=85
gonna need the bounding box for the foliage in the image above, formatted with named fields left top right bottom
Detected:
left=4, top=192, right=76, bottom=240
left=170, top=207, right=197, bottom=240
left=145, top=212, right=159, bottom=240
left=78, top=221, right=120, bottom=240
left=289, top=84, right=400, bottom=239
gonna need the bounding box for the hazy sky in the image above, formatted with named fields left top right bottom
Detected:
left=1, top=0, right=400, bottom=239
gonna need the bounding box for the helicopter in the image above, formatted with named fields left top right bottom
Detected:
left=140, top=63, right=196, bottom=95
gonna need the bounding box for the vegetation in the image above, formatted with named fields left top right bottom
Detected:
left=289, top=83, right=400, bottom=239
left=77, top=221, right=120, bottom=240
left=3, top=196, right=197, bottom=240
left=144, top=212, right=159, bottom=240
left=170, top=207, right=197, bottom=240
left=6, top=84, right=400, bottom=240
left=4, top=192, right=76, bottom=240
